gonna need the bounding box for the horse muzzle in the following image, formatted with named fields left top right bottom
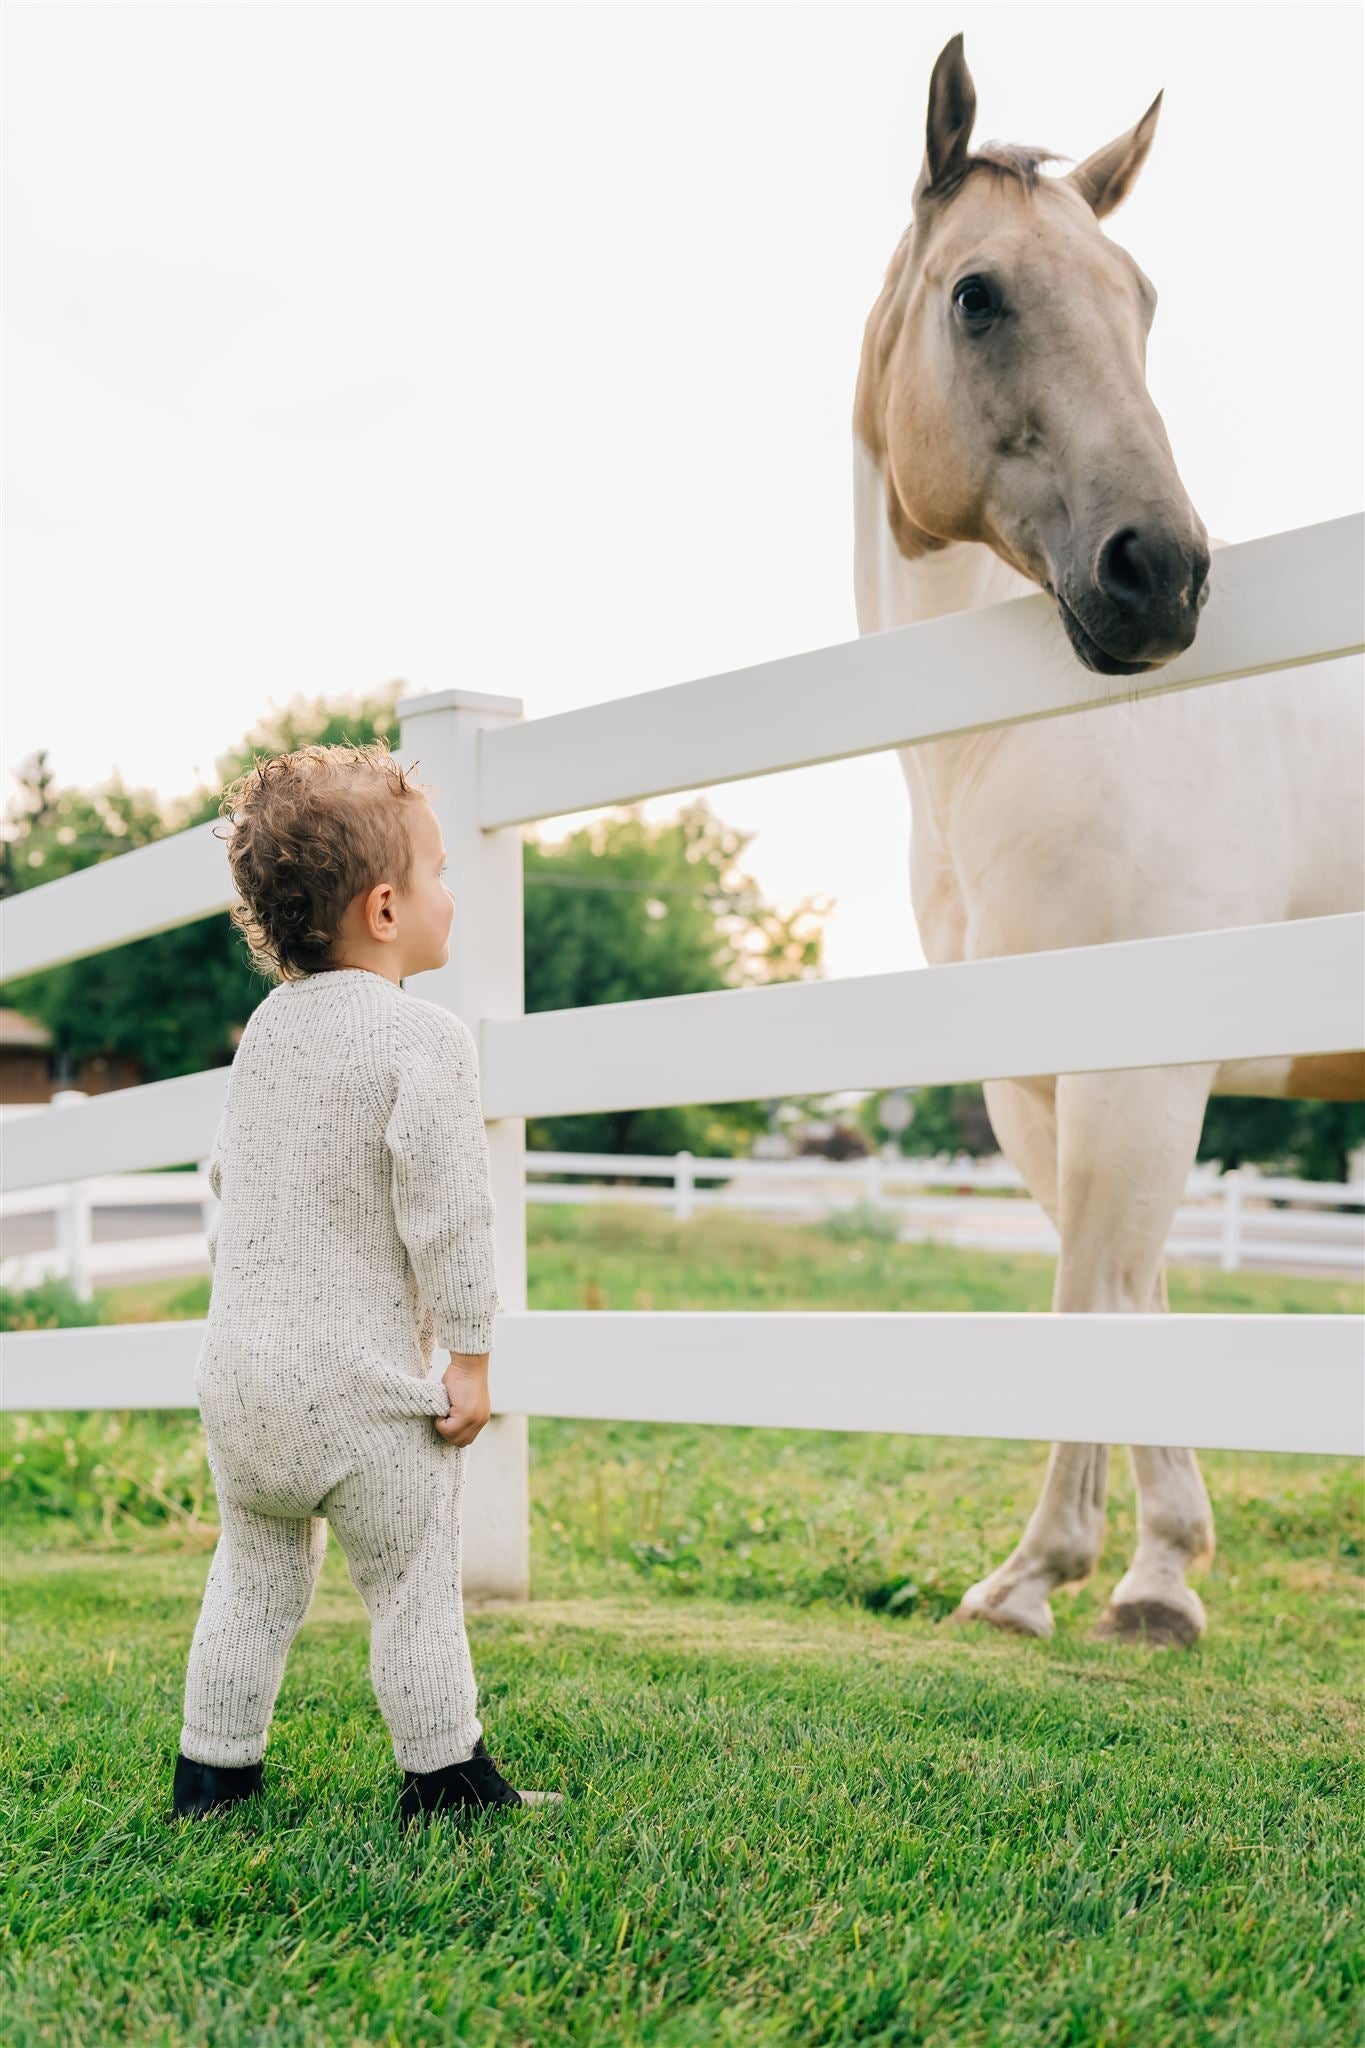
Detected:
left=1052, top=523, right=1212, bottom=675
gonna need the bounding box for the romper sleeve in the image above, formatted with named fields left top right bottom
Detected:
left=384, top=1008, right=501, bottom=1354
left=204, top=1112, right=226, bottom=1272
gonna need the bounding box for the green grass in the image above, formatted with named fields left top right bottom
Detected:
left=3, top=1208, right=1362, bottom=2044
left=74, top=1199, right=1365, bottom=1329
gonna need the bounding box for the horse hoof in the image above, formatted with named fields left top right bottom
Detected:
left=1091, top=1598, right=1203, bottom=1649
left=950, top=1595, right=1053, bottom=1640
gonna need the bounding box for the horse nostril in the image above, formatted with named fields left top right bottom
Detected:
left=1096, top=526, right=1209, bottom=621
left=1096, top=527, right=1148, bottom=606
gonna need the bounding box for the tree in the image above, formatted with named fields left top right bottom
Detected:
left=1, top=692, right=837, bottom=1161
left=857, top=1084, right=996, bottom=1160
left=855, top=1079, right=1363, bottom=1185
left=0, top=690, right=406, bottom=1079
left=1199, top=1096, right=1364, bottom=1187
left=523, top=798, right=830, bottom=1162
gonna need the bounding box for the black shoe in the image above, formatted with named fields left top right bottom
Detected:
left=399, top=1736, right=561, bottom=1824
left=171, top=1751, right=263, bottom=1819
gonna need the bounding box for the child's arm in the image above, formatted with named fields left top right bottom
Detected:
left=384, top=1008, right=502, bottom=1358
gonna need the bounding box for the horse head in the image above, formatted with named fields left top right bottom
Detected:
left=854, top=33, right=1211, bottom=675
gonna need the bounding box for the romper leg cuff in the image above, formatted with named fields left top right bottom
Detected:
left=392, top=1711, right=484, bottom=1776
left=179, top=1723, right=268, bottom=1769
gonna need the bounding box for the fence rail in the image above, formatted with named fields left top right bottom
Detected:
left=475, top=513, right=1365, bottom=827
left=3, top=915, right=1363, bottom=1191
left=2, top=513, right=1362, bottom=1594
left=1, top=1309, right=1359, bottom=1457
left=4, top=1150, right=1361, bottom=1292
left=2, top=515, right=1359, bottom=983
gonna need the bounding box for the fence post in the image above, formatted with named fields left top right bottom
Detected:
left=1220, top=1168, right=1245, bottom=1273
left=50, top=1091, right=92, bottom=1299
left=56, top=1179, right=93, bottom=1300
left=396, top=687, right=529, bottom=1603
left=674, top=1150, right=694, bottom=1223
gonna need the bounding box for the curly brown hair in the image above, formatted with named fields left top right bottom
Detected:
left=216, top=738, right=436, bottom=983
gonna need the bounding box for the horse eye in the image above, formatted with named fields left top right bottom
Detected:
left=953, top=278, right=996, bottom=321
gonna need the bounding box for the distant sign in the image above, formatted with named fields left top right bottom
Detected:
left=880, top=1090, right=914, bottom=1136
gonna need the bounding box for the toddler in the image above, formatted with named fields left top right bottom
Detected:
left=173, top=739, right=560, bottom=1823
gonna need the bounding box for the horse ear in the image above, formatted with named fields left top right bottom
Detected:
left=913, top=34, right=977, bottom=209
left=1063, top=91, right=1163, bottom=219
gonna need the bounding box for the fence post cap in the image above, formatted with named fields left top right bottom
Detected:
left=395, top=687, right=525, bottom=721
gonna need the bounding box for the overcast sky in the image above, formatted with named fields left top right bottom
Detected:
left=4, top=1, right=1361, bottom=979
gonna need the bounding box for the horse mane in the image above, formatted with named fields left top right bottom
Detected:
left=921, top=141, right=1074, bottom=210
left=967, top=142, right=1072, bottom=189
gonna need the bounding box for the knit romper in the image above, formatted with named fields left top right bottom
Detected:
left=180, top=967, right=502, bottom=1775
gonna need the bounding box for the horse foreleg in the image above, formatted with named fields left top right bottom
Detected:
left=952, top=1063, right=1217, bottom=1642
left=1093, top=1257, right=1216, bottom=1646
left=1054, top=1062, right=1217, bottom=1647
left=952, top=1440, right=1111, bottom=1639
left=951, top=1076, right=1111, bottom=1640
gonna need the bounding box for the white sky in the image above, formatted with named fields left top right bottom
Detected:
left=4, top=1, right=1362, bottom=980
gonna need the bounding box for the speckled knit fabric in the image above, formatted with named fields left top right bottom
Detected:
left=180, top=966, right=502, bottom=1774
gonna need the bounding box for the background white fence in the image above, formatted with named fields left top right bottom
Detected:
left=524, top=1154, right=1365, bottom=1274
left=2, top=513, right=1362, bottom=1598
left=4, top=1145, right=1362, bottom=1293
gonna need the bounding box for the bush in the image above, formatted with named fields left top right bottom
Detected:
left=817, top=1200, right=903, bottom=1244
left=0, top=1410, right=216, bottom=1546
left=0, top=1278, right=102, bottom=1333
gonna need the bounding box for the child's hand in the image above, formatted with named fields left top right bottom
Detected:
left=435, top=1353, right=491, bottom=1446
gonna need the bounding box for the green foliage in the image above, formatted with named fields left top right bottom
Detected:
left=0, top=1273, right=213, bottom=1340
left=0, top=692, right=405, bottom=1078
left=859, top=1083, right=997, bottom=1159
left=5, top=1205, right=1357, bottom=1562
left=525, top=797, right=828, bottom=1159
left=0, top=1276, right=102, bottom=1331
left=2, top=697, right=837, bottom=1160
left=817, top=1199, right=904, bottom=1244
left=1, top=1410, right=216, bottom=1543
left=1200, top=1095, right=1365, bottom=1185
left=10, top=691, right=1358, bottom=1177
left=525, top=797, right=821, bottom=1010
left=859, top=1079, right=1365, bottom=1182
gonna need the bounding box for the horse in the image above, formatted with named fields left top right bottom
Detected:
left=852, top=34, right=1364, bottom=1645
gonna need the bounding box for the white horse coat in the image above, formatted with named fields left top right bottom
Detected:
left=853, top=443, right=1363, bottom=1643
left=849, top=33, right=1363, bottom=1644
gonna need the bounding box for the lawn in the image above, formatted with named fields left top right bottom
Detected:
left=3, top=1208, right=1362, bottom=2044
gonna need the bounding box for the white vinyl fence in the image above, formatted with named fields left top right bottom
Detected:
left=4, top=1145, right=1362, bottom=1292
left=528, top=1153, right=1365, bottom=1274
left=2, top=513, right=1363, bottom=1599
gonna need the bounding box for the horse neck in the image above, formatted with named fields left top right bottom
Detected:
left=852, top=435, right=1036, bottom=811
